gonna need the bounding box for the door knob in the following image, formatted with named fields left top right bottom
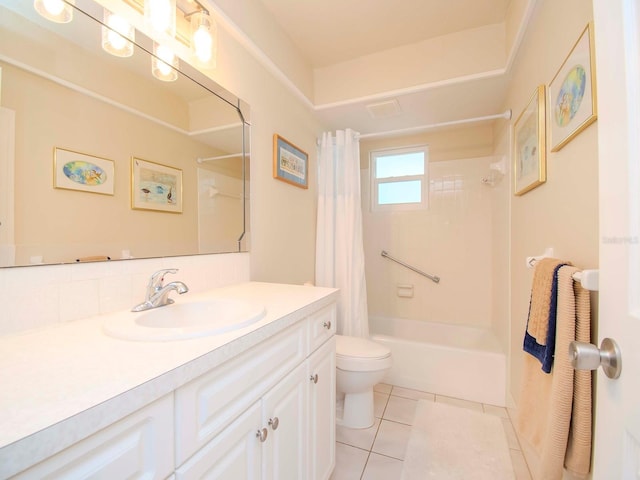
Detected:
left=569, top=338, right=622, bottom=379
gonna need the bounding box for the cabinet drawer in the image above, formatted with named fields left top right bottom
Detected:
left=307, top=304, right=336, bottom=353
left=15, top=394, right=174, bottom=480
left=175, top=321, right=306, bottom=465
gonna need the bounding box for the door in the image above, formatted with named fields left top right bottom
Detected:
left=261, top=362, right=307, bottom=480
left=592, top=0, right=640, bottom=477
left=307, top=338, right=336, bottom=480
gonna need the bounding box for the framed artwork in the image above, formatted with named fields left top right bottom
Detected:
left=131, top=157, right=182, bottom=213
left=549, top=22, right=597, bottom=152
left=273, top=134, right=308, bottom=189
left=514, top=85, right=547, bottom=196
left=53, top=147, right=115, bottom=195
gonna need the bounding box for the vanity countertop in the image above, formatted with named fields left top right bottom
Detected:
left=0, top=281, right=338, bottom=478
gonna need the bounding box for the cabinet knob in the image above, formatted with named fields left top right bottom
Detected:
left=256, top=427, right=268, bottom=442
left=310, top=374, right=318, bottom=384
left=269, top=417, right=279, bottom=430
left=323, top=321, right=331, bottom=330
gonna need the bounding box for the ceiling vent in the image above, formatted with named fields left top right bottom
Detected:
left=365, top=99, right=402, bottom=119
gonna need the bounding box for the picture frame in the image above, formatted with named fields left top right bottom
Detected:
left=514, top=85, right=547, bottom=196
left=549, top=22, right=597, bottom=152
left=53, top=147, right=115, bottom=195
left=273, top=134, right=308, bottom=189
left=131, top=157, right=182, bottom=213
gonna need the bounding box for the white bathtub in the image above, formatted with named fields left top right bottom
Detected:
left=370, top=316, right=506, bottom=406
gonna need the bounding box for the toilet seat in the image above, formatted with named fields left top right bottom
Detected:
left=336, top=335, right=392, bottom=372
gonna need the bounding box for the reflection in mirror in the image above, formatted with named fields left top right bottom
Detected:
left=0, top=0, right=250, bottom=267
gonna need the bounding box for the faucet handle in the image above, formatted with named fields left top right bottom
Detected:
left=149, top=268, right=178, bottom=290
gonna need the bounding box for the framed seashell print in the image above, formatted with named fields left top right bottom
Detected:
left=53, top=147, right=115, bottom=195
left=549, top=22, right=597, bottom=152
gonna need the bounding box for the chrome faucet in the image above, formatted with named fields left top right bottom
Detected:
left=132, top=268, right=189, bottom=312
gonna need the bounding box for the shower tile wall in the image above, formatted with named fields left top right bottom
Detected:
left=362, top=156, right=495, bottom=328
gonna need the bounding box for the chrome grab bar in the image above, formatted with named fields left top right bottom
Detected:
left=381, top=250, right=440, bottom=284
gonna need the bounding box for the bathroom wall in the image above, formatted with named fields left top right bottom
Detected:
left=498, top=0, right=598, bottom=415
left=360, top=124, right=504, bottom=329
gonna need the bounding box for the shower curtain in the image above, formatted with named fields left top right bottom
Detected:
left=315, top=129, right=369, bottom=338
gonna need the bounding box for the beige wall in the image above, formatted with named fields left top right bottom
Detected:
left=201, top=9, right=324, bottom=285
left=499, top=0, right=598, bottom=412
left=361, top=125, right=505, bottom=329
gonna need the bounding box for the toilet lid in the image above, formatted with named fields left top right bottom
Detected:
left=336, top=335, right=391, bottom=360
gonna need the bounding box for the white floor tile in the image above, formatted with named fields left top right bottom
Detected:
left=510, top=449, right=532, bottom=480
left=374, top=383, right=392, bottom=394
left=501, top=417, right=520, bottom=450
left=435, top=394, right=484, bottom=412
left=362, top=453, right=404, bottom=480
left=391, top=386, right=435, bottom=402
left=372, top=419, right=412, bottom=460
left=337, top=418, right=381, bottom=451
left=374, top=391, right=389, bottom=418
left=331, top=443, right=369, bottom=480
left=483, top=404, right=509, bottom=418
left=383, top=395, right=418, bottom=425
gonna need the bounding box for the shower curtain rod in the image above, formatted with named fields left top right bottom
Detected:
left=357, top=110, right=512, bottom=140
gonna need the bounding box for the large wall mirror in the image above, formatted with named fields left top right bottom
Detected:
left=0, top=0, right=250, bottom=268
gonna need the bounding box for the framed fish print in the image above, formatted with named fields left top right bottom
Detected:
left=131, top=157, right=182, bottom=213
left=53, top=147, right=115, bottom=195
left=549, top=22, right=597, bottom=152
left=273, top=134, right=308, bottom=189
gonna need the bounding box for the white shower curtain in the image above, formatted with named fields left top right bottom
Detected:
left=315, top=129, right=369, bottom=338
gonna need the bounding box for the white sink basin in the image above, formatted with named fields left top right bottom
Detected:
left=103, top=299, right=266, bottom=341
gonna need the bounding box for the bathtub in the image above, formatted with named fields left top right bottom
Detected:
left=370, top=316, right=506, bottom=406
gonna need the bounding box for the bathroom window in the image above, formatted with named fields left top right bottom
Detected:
left=370, top=145, right=428, bottom=212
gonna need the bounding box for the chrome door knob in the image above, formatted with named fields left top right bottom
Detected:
left=569, top=338, right=622, bottom=379
left=256, top=428, right=268, bottom=442
left=269, top=417, right=279, bottom=430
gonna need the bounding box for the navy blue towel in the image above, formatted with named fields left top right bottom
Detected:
left=523, top=263, right=566, bottom=373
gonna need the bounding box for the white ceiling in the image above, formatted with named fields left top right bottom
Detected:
left=257, top=0, right=516, bottom=136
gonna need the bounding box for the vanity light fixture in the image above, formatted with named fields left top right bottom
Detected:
left=152, top=42, right=179, bottom=82
left=34, top=0, right=74, bottom=23
left=190, top=10, right=216, bottom=69
left=102, top=9, right=135, bottom=57
left=145, top=0, right=176, bottom=37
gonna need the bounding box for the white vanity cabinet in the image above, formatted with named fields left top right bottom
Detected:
left=175, top=303, right=336, bottom=480
left=14, top=394, right=175, bottom=480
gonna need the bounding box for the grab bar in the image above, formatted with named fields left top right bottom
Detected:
left=381, top=250, right=440, bottom=284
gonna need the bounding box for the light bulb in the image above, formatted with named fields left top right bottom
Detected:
left=43, top=0, right=64, bottom=16
left=190, top=11, right=216, bottom=68
left=102, top=10, right=134, bottom=57
left=193, top=25, right=212, bottom=62
left=152, top=43, right=178, bottom=82
left=34, top=0, right=74, bottom=23
left=146, top=0, right=176, bottom=36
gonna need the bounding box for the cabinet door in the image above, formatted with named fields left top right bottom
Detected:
left=175, top=402, right=262, bottom=480
left=307, top=337, right=336, bottom=480
left=15, top=394, right=174, bottom=480
left=261, top=363, right=308, bottom=480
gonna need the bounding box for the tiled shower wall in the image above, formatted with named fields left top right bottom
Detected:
left=363, top=156, right=496, bottom=329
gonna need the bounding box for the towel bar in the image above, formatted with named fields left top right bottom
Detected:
left=526, top=247, right=599, bottom=291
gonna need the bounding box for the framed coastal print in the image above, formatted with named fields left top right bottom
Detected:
left=549, top=23, right=597, bottom=152
left=131, top=157, right=182, bottom=213
left=53, top=147, right=115, bottom=195
left=514, top=85, right=546, bottom=196
left=273, top=134, right=308, bottom=189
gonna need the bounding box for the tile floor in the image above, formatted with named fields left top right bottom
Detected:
left=330, top=384, right=532, bottom=480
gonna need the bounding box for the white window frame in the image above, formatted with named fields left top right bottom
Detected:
left=370, top=145, right=429, bottom=212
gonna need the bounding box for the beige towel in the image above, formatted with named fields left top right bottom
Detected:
left=516, top=265, right=592, bottom=479
left=527, top=258, right=570, bottom=344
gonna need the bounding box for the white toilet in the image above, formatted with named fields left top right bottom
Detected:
left=335, top=335, right=392, bottom=429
